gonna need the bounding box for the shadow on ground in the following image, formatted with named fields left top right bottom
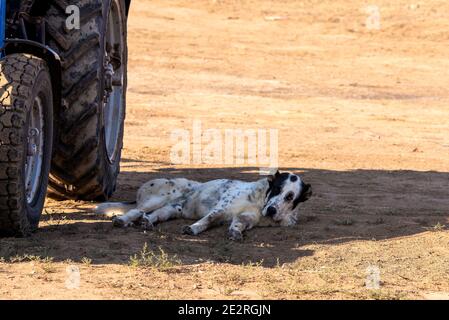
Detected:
left=1, top=166, right=448, bottom=267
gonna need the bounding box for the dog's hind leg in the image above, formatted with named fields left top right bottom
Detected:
left=140, top=204, right=183, bottom=230
left=95, top=201, right=136, bottom=217
left=182, top=210, right=225, bottom=236
left=112, top=208, right=143, bottom=228
left=113, top=197, right=167, bottom=228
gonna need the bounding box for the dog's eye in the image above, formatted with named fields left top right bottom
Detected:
left=285, top=193, right=294, bottom=202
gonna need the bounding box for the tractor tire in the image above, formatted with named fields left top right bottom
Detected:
left=0, top=54, right=54, bottom=237
left=45, top=0, right=128, bottom=200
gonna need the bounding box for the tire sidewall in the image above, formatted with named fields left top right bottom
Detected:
left=22, top=66, right=54, bottom=228
left=98, top=0, right=128, bottom=197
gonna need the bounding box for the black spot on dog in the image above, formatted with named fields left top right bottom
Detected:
left=201, top=188, right=222, bottom=209
left=267, top=172, right=290, bottom=200
left=221, top=180, right=233, bottom=191
left=150, top=183, right=154, bottom=187
left=290, top=175, right=298, bottom=182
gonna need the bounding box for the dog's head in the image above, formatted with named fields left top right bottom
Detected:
left=262, top=171, right=312, bottom=226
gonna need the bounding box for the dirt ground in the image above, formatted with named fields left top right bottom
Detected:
left=1, top=0, right=449, bottom=299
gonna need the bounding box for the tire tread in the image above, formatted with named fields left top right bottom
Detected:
left=0, top=54, right=49, bottom=236
left=46, top=0, right=125, bottom=200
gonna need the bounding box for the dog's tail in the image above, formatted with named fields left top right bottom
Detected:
left=94, top=201, right=137, bottom=217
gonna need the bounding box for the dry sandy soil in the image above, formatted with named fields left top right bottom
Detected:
left=1, top=0, right=449, bottom=299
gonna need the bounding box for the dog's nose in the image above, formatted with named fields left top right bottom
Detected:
left=267, top=206, right=277, bottom=216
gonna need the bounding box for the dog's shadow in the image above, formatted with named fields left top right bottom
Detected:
left=1, top=165, right=448, bottom=268
left=0, top=216, right=313, bottom=268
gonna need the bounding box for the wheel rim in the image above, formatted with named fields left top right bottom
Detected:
left=103, top=0, right=125, bottom=162
left=25, top=96, right=44, bottom=204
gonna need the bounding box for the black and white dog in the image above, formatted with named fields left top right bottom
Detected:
left=95, top=171, right=312, bottom=240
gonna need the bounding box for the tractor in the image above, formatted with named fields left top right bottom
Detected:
left=0, top=0, right=131, bottom=236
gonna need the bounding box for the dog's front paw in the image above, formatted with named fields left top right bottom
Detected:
left=280, top=216, right=297, bottom=227
left=182, top=225, right=195, bottom=235
left=228, top=229, right=243, bottom=241
left=112, top=217, right=127, bottom=228
left=140, top=218, right=154, bottom=231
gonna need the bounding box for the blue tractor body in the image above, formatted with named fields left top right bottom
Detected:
left=0, top=0, right=6, bottom=51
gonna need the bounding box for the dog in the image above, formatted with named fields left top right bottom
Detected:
left=95, top=171, right=312, bottom=241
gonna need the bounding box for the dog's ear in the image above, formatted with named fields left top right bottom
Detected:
left=300, top=184, right=312, bottom=202
left=292, top=183, right=312, bottom=209
left=267, top=170, right=281, bottom=183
